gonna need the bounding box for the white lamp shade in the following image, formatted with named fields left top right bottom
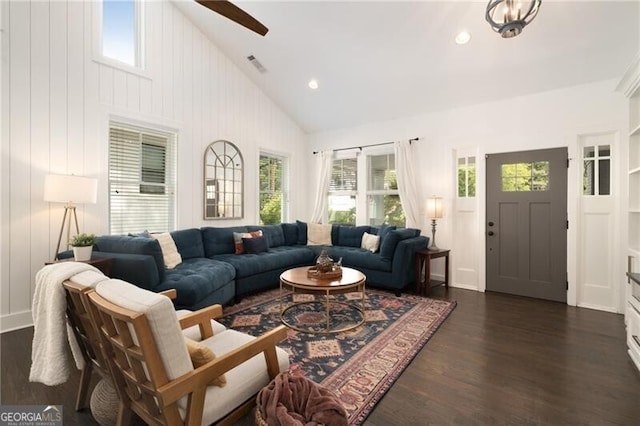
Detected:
left=44, top=174, right=98, bottom=204
left=427, top=196, right=444, bottom=219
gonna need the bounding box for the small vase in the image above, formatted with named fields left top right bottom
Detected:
left=73, top=246, right=93, bottom=262
left=315, top=249, right=333, bottom=273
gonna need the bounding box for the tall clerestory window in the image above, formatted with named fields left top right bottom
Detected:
left=102, top=0, right=142, bottom=68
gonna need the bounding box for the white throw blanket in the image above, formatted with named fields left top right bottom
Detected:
left=29, top=262, right=102, bottom=386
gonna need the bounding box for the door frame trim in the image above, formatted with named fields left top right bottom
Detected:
left=476, top=122, right=626, bottom=313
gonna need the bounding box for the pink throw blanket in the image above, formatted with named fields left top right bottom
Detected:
left=257, top=372, right=348, bottom=426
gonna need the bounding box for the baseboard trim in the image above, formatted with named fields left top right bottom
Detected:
left=577, top=303, right=619, bottom=314
left=1, top=310, right=33, bottom=334
left=450, top=283, right=479, bottom=291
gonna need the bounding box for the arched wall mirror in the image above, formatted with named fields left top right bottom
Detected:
left=204, top=140, right=244, bottom=219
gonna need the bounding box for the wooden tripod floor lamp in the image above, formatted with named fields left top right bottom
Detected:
left=44, top=174, right=98, bottom=260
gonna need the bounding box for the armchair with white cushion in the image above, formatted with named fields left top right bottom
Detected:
left=85, top=278, right=289, bottom=425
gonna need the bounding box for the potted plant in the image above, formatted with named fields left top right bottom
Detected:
left=70, top=233, right=97, bottom=262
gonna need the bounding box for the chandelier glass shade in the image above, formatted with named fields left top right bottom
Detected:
left=485, top=0, right=542, bottom=38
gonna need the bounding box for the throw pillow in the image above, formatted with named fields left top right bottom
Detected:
left=150, top=232, right=182, bottom=269
left=361, top=232, right=381, bottom=253
left=307, top=223, right=332, bottom=246
left=184, top=338, right=227, bottom=387
left=296, top=220, right=308, bottom=245
left=233, top=230, right=263, bottom=254
left=242, top=236, right=269, bottom=254
left=128, top=230, right=151, bottom=238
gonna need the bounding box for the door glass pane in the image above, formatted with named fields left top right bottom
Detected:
left=598, top=145, right=611, bottom=157
left=584, top=146, right=595, bottom=158
left=501, top=162, right=548, bottom=192
left=599, top=159, right=610, bottom=195
left=583, top=159, right=595, bottom=195
left=468, top=157, right=476, bottom=196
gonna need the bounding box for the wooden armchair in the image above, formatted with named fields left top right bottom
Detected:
left=85, top=279, right=289, bottom=426
left=63, top=272, right=227, bottom=413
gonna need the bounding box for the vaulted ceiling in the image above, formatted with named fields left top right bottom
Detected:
left=173, top=1, right=640, bottom=134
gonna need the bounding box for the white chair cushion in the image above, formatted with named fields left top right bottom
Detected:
left=69, top=270, right=109, bottom=288
left=175, top=309, right=227, bottom=341
left=95, top=279, right=193, bottom=381
left=180, top=329, right=290, bottom=424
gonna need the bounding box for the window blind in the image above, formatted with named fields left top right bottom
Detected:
left=329, top=158, right=357, bottom=192
left=109, top=123, right=176, bottom=234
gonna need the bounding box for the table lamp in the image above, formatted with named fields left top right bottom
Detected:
left=44, top=174, right=98, bottom=260
left=426, top=196, right=443, bottom=250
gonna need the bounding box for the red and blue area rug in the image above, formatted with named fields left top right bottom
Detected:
left=218, top=288, right=456, bottom=425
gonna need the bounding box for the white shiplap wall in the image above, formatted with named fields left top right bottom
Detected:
left=0, top=0, right=309, bottom=332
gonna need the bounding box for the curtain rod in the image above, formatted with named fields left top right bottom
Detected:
left=312, top=137, right=419, bottom=155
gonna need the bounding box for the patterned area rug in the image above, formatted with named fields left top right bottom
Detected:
left=218, top=288, right=456, bottom=425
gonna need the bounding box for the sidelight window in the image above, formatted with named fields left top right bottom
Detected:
left=583, top=145, right=610, bottom=196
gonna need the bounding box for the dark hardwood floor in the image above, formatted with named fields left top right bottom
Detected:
left=2, top=287, right=639, bottom=425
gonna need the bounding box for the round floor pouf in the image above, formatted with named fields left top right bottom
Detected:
left=90, top=378, right=119, bottom=426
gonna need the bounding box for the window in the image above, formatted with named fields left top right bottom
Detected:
left=109, top=122, right=176, bottom=234
left=501, top=161, right=549, bottom=192
left=583, top=145, right=611, bottom=196
left=367, top=154, right=405, bottom=227
left=328, top=158, right=357, bottom=225
left=457, top=156, right=476, bottom=197
left=102, top=0, right=140, bottom=67
left=259, top=153, right=289, bottom=225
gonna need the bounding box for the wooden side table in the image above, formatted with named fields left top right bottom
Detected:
left=46, top=256, right=113, bottom=277
left=415, top=248, right=450, bottom=296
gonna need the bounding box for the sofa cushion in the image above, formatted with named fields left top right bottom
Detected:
left=213, top=246, right=314, bottom=278
left=96, top=235, right=165, bottom=282
left=280, top=223, right=298, bottom=246
left=379, top=228, right=419, bottom=261
left=202, top=226, right=249, bottom=257
left=170, top=228, right=205, bottom=259
left=376, top=224, right=397, bottom=244
left=159, top=258, right=236, bottom=308
left=296, top=220, right=307, bottom=245
left=337, top=225, right=370, bottom=247
left=321, top=246, right=392, bottom=272
left=243, top=236, right=269, bottom=254
left=247, top=225, right=285, bottom=248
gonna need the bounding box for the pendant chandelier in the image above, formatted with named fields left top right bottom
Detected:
left=486, top=0, right=542, bottom=38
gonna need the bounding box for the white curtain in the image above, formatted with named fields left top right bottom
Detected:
left=394, top=140, right=421, bottom=229
left=310, top=150, right=334, bottom=223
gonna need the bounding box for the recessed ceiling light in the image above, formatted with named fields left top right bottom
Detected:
left=455, top=31, right=471, bottom=45
left=308, top=79, right=319, bottom=90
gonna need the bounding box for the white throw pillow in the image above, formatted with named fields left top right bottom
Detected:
left=361, top=232, right=381, bottom=253
left=307, top=223, right=332, bottom=246
left=151, top=232, right=182, bottom=269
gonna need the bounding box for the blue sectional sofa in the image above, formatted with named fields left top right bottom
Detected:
left=91, top=222, right=429, bottom=310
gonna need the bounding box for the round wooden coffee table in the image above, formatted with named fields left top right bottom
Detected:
left=279, top=266, right=366, bottom=334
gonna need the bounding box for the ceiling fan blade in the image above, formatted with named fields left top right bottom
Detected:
left=196, top=0, right=269, bottom=36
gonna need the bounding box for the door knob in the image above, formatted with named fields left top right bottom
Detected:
left=488, top=231, right=495, bottom=236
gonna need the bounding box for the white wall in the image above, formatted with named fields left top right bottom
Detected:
left=0, top=0, right=308, bottom=332
left=309, top=79, right=628, bottom=311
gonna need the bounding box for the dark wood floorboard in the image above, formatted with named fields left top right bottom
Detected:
left=2, top=288, right=639, bottom=425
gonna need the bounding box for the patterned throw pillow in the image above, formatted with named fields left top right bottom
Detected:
left=233, top=230, right=263, bottom=254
